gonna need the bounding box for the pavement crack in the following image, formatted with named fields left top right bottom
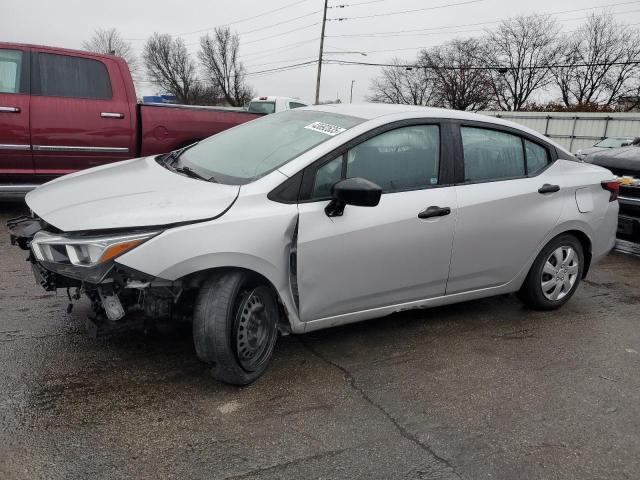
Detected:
left=298, top=338, right=463, bottom=480
left=222, top=446, right=354, bottom=479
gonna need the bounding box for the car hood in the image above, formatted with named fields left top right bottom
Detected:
left=587, top=146, right=640, bottom=176
left=577, top=146, right=605, bottom=156
left=26, top=156, right=240, bottom=232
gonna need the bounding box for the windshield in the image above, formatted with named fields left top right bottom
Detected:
left=247, top=101, right=276, bottom=114
left=178, top=110, right=363, bottom=184
left=594, top=138, right=633, bottom=148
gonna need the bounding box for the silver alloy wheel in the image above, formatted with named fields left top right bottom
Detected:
left=540, top=246, right=580, bottom=301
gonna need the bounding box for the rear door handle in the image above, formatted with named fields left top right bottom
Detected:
left=0, top=106, right=20, bottom=113
left=538, top=183, right=560, bottom=194
left=101, top=112, right=124, bottom=119
left=418, top=206, right=451, bottom=219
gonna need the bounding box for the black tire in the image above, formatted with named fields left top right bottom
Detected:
left=518, top=234, right=584, bottom=310
left=193, top=271, right=279, bottom=385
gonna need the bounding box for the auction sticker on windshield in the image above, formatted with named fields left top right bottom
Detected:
left=304, top=122, right=347, bottom=136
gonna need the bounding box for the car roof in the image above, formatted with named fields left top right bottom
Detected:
left=304, top=103, right=513, bottom=123
left=302, top=103, right=568, bottom=152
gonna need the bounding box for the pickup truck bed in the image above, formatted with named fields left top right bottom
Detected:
left=0, top=42, right=260, bottom=197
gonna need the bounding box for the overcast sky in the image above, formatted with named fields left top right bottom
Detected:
left=3, top=0, right=639, bottom=102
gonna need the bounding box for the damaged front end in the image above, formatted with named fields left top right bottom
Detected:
left=7, top=215, right=187, bottom=338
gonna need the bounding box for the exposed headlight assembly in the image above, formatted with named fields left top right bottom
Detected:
left=31, top=231, right=159, bottom=267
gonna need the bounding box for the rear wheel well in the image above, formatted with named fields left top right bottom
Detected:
left=561, top=230, right=592, bottom=278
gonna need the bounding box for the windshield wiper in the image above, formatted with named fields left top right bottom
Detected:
left=174, top=165, right=216, bottom=182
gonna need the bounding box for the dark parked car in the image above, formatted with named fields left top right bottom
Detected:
left=587, top=146, right=640, bottom=242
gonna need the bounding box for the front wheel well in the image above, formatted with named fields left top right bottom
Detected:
left=179, top=267, right=290, bottom=332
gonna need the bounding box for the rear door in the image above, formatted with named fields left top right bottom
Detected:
left=0, top=46, right=33, bottom=183
left=30, top=50, right=134, bottom=179
left=447, top=124, right=564, bottom=294
left=296, top=121, right=457, bottom=321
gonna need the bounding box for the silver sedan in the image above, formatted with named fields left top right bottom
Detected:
left=13, top=104, right=619, bottom=385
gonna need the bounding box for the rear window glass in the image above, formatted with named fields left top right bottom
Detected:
left=35, top=53, right=112, bottom=99
left=180, top=110, right=363, bottom=185
left=248, top=101, right=276, bottom=114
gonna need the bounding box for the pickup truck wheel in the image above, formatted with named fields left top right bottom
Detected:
left=193, top=271, right=278, bottom=386
left=518, top=234, right=584, bottom=310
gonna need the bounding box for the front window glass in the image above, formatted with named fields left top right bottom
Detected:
left=248, top=101, right=276, bottom=114
left=179, top=110, right=363, bottom=184
left=346, top=125, right=440, bottom=192
left=0, top=49, right=22, bottom=94
left=461, top=127, right=525, bottom=182
left=312, top=155, right=343, bottom=198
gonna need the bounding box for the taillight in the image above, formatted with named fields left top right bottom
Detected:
left=601, top=180, right=619, bottom=202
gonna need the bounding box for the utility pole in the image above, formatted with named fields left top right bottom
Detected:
left=350, top=80, right=355, bottom=103
left=315, top=0, right=329, bottom=105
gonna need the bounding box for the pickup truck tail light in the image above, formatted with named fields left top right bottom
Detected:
left=601, top=181, right=619, bottom=202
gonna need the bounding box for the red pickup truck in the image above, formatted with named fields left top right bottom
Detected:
left=0, top=42, right=260, bottom=197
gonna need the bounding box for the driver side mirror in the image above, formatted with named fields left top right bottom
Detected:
left=325, top=177, right=382, bottom=217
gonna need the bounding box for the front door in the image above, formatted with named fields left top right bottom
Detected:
left=296, top=123, right=457, bottom=322
left=0, top=47, right=33, bottom=183
left=30, top=50, right=134, bottom=180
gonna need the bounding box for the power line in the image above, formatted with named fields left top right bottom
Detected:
left=325, top=58, right=640, bottom=70
left=329, top=0, right=387, bottom=7
left=245, top=55, right=318, bottom=69
left=245, top=60, right=318, bottom=77
left=328, top=0, right=485, bottom=21
left=185, top=22, right=320, bottom=49
left=326, top=0, right=640, bottom=37
left=236, top=10, right=321, bottom=36
left=125, top=0, right=314, bottom=40
left=240, top=38, right=318, bottom=59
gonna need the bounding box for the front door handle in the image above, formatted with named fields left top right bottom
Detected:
left=418, top=206, right=451, bottom=219
left=0, top=106, right=20, bottom=113
left=538, top=183, right=560, bottom=194
left=101, top=112, right=124, bottom=119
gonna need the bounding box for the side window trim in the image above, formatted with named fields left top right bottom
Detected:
left=454, top=121, right=556, bottom=185
left=298, top=119, right=452, bottom=203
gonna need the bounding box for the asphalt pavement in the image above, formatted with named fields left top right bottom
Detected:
left=1, top=201, right=639, bottom=480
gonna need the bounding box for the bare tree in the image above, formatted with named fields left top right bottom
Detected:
left=368, top=58, right=434, bottom=105
left=484, top=15, right=562, bottom=111
left=83, top=28, right=138, bottom=74
left=199, top=27, right=254, bottom=107
left=420, top=39, right=493, bottom=111
left=552, top=13, right=640, bottom=109
left=143, top=33, right=199, bottom=104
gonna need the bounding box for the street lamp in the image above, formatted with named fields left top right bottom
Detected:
left=350, top=80, right=355, bottom=103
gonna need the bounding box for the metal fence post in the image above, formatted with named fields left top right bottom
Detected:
left=569, top=116, right=578, bottom=152
left=544, top=115, right=551, bottom=136
left=603, top=116, right=611, bottom=139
